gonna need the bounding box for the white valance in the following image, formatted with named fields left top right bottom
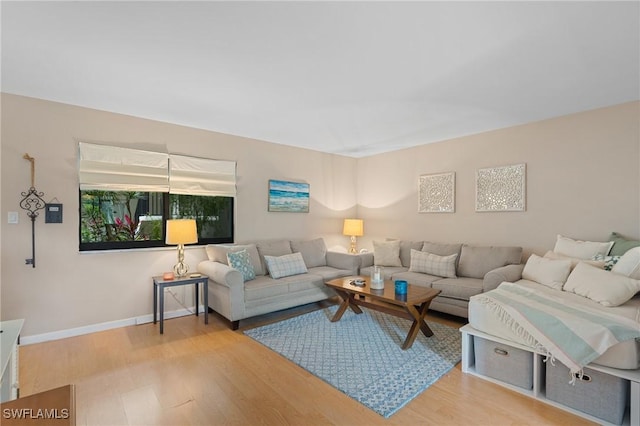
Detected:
left=78, top=142, right=169, bottom=192
left=169, top=154, right=236, bottom=197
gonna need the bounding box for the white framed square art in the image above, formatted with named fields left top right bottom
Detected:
left=475, top=163, right=526, bottom=212
left=418, top=172, right=455, bottom=213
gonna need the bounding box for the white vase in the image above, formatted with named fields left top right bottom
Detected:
left=370, top=265, right=385, bottom=289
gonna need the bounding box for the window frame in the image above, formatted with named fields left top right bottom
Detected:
left=78, top=191, right=234, bottom=252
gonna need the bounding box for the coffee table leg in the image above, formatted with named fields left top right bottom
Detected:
left=402, top=302, right=433, bottom=350
left=331, top=291, right=363, bottom=322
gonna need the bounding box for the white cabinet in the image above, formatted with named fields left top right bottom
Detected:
left=461, top=324, right=640, bottom=426
left=1, top=319, right=24, bottom=402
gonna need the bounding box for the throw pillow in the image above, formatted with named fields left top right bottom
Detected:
left=609, top=232, right=640, bottom=256
left=611, top=247, right=640, bottom=279
left=373, top=240, right=402, bottom=267
left=264, top=252, right=308, bottom=279
left=290, top=238, right=327, bottom=268
left=408, top=249, right=457, bottom=278
left=591, top=254, right=622, bottom=271
left=553, top=234, right=614, bottom=260
left=543, top=250, right=605, bottom=270
left=205, top=243, right=264, bottom=275
left=521, top=254, right=571, bottom=290
left=563, top=262, right=640, bottom=307
left=226, top=249, right=256, bottom=282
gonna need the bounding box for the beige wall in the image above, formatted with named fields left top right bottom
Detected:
left=1, top=94, right=638, bottom=338
left=0, top=94, right=357, bottom=336
left=356, top=101, right=640, bottom=256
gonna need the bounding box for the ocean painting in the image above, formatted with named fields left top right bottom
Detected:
left=268, top=180, right=309, bottom=213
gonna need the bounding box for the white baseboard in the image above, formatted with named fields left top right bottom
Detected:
left=21, top=305, right=206, bottom=345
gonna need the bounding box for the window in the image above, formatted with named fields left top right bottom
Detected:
left=78, top=143, right=235, bottom=251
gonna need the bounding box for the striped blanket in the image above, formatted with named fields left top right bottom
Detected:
left=471, top=282, right=640, bottom=378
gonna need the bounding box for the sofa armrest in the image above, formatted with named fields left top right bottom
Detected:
left=326, top=251, right=360, bottom=275
left=483, top=264, right=525, bottom=292
left=358, top=252, right=375, bottom=270
left=197, top=260, right=243, bottom=288
left=197, top=260, right=245, bottom=322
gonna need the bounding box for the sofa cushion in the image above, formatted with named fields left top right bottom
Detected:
left=609, top=232, right=640, bottom=256
left=421, top=241, right=462, bottom=257
left=373, top=240, right=402, bottom=267
left=521, top=254, right=571, bottom=290
left=307, top=266, right=353, bottom=281
left=386, top=239, right=423, bottom=267
left=553, top=234, right=614, bottom=260
left=291, top=238, right=327, bottom=268
left=361, top=265, right=407, bottom=280
left=409, top=249, right=457, bottom=278
left=281, top=273, right=325, bottom=292
left=432, top=277, right=484, bottom=300
left=264, top=252, right=308, bottom=279
left=563, top=261, right=640, bottom=307
left=457, top=245, right=522, bottom=279
left=257, top=240, right=293, bottom=273
left=244, top=276, right=288, bottom=301
left=611, top=247, right=640, bottom=279
left=206, top=243, right=264, bottom=276
left=392, top=271, right=441, bottom=287
left=226, top=249, right=256, bottom=282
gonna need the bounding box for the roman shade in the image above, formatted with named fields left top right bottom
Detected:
left=78, top=143, right=236, bottom=197
left=169, top=154, right=236, bottom=197
left=78, top=142, right=169, bottom=192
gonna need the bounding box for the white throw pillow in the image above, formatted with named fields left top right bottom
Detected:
left=408, top=249, right=457, bottom=278
left=543, top=250, right=605, bottom=270
left=563, top=262, right=640, bottom=307
left=522, top=254, right=571, bottom=290
left=264, top=252, right=308, bottom=279
left=553, top=234, right=614, bottom=260
left=373, top=240, right=402, bottom=267
left=611, top=246, right=640, bottom=279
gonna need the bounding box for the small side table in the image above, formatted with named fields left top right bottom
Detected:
left=153, top=275, right=209, bottom=334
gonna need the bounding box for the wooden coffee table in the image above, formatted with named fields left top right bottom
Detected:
left=325, top=276, right=441, bottom=350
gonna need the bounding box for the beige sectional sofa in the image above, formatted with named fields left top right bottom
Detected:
left=359, top=240, right=524, bottom=317
left=197, top=238, right=359, bottom=329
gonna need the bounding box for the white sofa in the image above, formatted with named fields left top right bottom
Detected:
left=463, top=242, right=640, bottom=425
left=197, top=238, right=359, bottom=329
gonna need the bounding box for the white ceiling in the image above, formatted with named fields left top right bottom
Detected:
left=2, top=1, right=639, bottom=157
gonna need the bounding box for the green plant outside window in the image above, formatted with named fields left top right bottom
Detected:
left=79, top=190, right=234, bottom=251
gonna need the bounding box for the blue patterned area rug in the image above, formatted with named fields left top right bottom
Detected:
left=244, top=306, right=462, bottom=418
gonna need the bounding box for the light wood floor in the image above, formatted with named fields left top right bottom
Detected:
left=19, top=300, right=595, bottom=426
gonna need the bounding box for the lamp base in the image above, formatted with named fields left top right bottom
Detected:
left=173, top=244, right=190, bottom=277
left=173, top=262, right=190, bottom=277
left=349, top=236, right=358, bottom=254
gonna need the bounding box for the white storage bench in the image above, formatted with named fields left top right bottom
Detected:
left=461, top=324, right=640, bottom=426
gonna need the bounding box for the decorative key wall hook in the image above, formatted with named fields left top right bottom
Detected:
left=19, top=153, right=46, bottom=268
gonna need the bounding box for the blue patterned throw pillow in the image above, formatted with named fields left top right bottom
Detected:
left=227, top=249, right=256, bottom=281
left=592, top=254, right=621, bottom=271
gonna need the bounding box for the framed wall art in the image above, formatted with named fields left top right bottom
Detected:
left=268, top=179, right=310, bottom=213
left=418, top=172, right=455, bottom=213
left=475, top=163, right=526, bottom=212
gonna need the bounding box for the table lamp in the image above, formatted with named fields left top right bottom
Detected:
left=166, top=219, right=198, bottom=277
left=343, top=218, right=364, bottom=254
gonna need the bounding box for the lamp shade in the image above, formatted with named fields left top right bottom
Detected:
left=342, top=219, right=364, bottom=237
left=166, top=219, right=198, bottom=245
